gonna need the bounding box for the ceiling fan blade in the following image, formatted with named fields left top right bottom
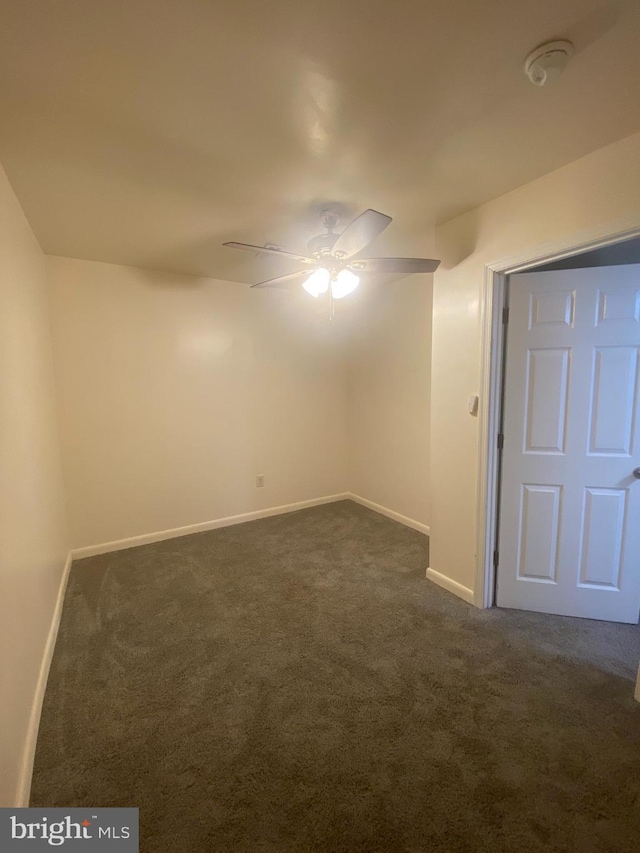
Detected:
left=223, top=241, right=316, bottom=266
left=348, top=257, right=441, bottom=274
left=250, top=270, right=311, bottom=289
left=331, top=209, right=392, bottom=259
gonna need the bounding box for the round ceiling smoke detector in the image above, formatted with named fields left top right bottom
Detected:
left=524, top=40, right=574, bottom=86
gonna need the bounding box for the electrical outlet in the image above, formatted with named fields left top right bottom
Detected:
left=256, top=474, right=265, bottom=488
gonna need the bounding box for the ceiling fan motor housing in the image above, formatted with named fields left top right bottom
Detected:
left=307, top=231, right=339, bottom=257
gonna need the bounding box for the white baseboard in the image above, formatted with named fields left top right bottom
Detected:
left=426, top=566, right=475, bottom=605
left=347, top=494, right=430, bottom=536
left=15, top=550, right=73, bottom=807
left=71, top=493, right=351, bottom=559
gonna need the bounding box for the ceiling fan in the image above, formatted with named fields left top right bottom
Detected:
left=223, top=208, right=440, bottom=299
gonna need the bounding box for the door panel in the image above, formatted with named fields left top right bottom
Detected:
left=517, top=484, right=562, bottom=582
left=530, top=289, right=575, bottom=328
left=587, top=346, right=638, bottom=455
left=524, top=348, right=570, bottom=453
left=596, top=284, right=640, bottom=323
left=497, top=265, right=640, bottom=623
left=578, top=487, right=626, bottom=588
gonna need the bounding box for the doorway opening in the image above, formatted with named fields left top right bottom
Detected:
left=477, top=228, right=640, bottom=622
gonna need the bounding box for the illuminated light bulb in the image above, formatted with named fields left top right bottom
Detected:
left=302, top=267, right=330, bottom=297
left=331, top=268, right=360, bottom=299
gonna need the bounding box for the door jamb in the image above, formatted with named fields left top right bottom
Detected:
left=475, top=219, right=640, bottom=609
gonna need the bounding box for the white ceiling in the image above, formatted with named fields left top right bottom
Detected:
left=0, top=0, right=639, bottom=282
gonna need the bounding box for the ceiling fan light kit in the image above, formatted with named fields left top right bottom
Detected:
left=223, top=208, right=441, bottom=300
left=303, top=267, right=330, bottom=297
left=331, top=268, right=360, bottom=299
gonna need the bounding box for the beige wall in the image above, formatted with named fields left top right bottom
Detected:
left=0, top=166, right=70, bottom=805
left=431, top=130, right=640, bottom=596
left=347, top=276, right=432, bottom=527
left=48, top=257, right=349, bottom=549
left=49, top=253, right=434, bottom=550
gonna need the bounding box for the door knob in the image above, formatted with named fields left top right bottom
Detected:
left=634, top=468, right=640, bottom=480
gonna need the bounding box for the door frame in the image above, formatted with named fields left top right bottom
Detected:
left=475, top=217, right=640, bottom=609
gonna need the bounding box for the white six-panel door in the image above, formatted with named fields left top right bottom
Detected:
left=497, top=265, right=640, bottom=623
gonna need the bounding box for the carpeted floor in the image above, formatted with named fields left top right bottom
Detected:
left=31, top=500, right=640, bottom=852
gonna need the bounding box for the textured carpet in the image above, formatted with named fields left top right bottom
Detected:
left=31, top=500, right=640, bottom=852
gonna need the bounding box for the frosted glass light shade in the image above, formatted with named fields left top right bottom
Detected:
left=331, top=269, right=360, bottom=299
left=302, top=267, right=330, bottom=297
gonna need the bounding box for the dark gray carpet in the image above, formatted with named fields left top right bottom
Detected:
left=31, top=500, right=640, bottom=852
